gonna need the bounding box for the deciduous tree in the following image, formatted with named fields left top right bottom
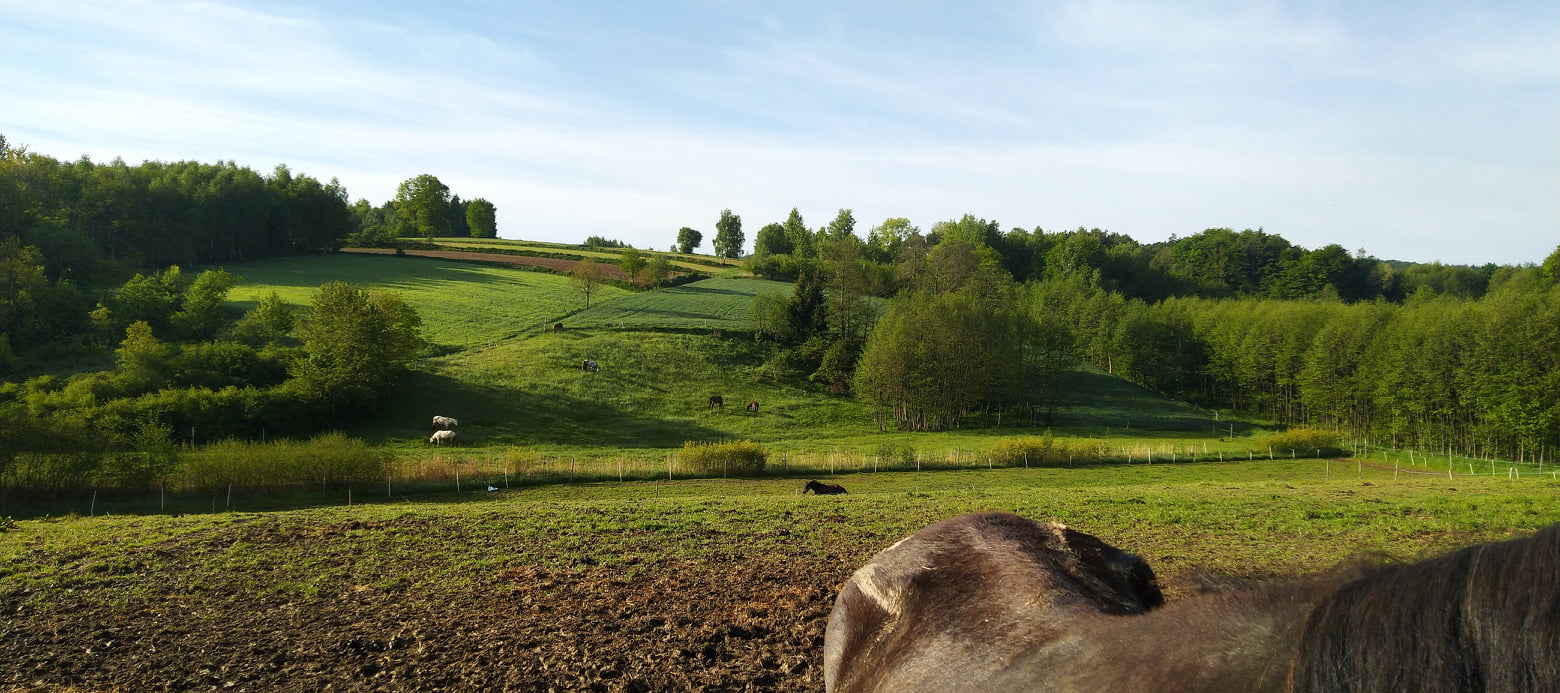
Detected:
left=393, top=174, right=451, bottom=239
left=291, top=282, right=423, bottom=412
left=619, top=248, right=648, bottom=286
left=676, top=227, right=702, bottom=254
left=571, top=258, right=605, bottom=308
left=713, top=209, right=744, bottom=259
left=465, top=198, right=497, bottom=238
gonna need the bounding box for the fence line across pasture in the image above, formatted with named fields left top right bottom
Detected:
left=10, top=438, right=1557, bottom=519
left=382, top=440, right=1560, bottom=495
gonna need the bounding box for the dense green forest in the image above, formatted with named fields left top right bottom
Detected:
left=744, top=209, right=1520, bottom=303
left=743, top=209, right=1559, bottom=461
left=0, top=136, right=488, bottom=362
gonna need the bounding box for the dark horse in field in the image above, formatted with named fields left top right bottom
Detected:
left=824, top=513, right=1559, bottom=693
left=803, top=480, right=847, bottom=495
left=708, top=395, right=723, bottom=409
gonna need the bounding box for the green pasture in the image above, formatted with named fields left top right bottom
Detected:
left=5, top=461, right=1557, bottom=607
left=566, top=277, right=793, bottom=332
left=220, top=253, right=630, bottom=352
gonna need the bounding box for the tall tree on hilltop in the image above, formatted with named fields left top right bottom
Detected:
left=713, top=209, right=744, bottom=259
left=825, top=208, right=857, bottom=242
left=784, top=208, right=815, bottom=259
left=394, top=174, right=451, bottom=239
left=753, top=222, right=792, bottom=256
left=676, top=227, right=702, bottom=254
left=465, top=198, right=497, bottom=238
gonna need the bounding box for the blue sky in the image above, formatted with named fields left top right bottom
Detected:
left=4, top=0, right=1556, bottom=264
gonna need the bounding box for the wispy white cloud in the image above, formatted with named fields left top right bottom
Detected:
left=2, top=0, right=1555, bottom=264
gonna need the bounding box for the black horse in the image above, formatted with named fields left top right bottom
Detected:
left=803, top=480, right=848, bottom=495
left=825, top=513, right=1560, bottom=693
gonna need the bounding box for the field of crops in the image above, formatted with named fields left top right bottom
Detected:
left=222, top=253, right=630, bottom=352
left=4, top=461, right=1556, bottom=691
left=430, top=237, right=741, bottom=273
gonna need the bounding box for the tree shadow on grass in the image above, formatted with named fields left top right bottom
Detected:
left=362, top=371, right=726, bottom=448
left=1048, top=367, right=1219, bottom=435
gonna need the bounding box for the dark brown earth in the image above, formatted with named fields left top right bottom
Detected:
left=341, top=247, right=634, bottom=281
left=2, top=553, right=848, bottom=692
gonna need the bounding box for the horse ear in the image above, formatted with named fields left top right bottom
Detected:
left=1058, top=526, right=1164, bottom=612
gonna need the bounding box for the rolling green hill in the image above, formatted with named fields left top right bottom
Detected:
left=567, top=277, right=793, bottom=331
left=222, top=253, right=630, bottom=352
left=219, top=252, right=1234, bottom=459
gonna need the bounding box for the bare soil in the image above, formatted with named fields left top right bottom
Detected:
left=341, top=248, right=632, bottom=281
left=1, top=524, right=848, bottom=692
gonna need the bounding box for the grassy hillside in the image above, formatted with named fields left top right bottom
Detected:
left=222, top=253, right=630, bottom=352
left=567, top=277, right=793, bottom=331
left=213, top=253, right=1247, bottom=463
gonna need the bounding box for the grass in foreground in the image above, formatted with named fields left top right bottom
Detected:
left=5, top=460, right=1557, bottom=599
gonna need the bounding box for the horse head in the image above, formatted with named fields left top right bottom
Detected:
left=824, top=513, right=1161, bottom=693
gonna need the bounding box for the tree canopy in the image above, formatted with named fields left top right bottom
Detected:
left=465, top=198, right=497, bottom=238
left=676, top=227, right=702, bottom=254
left=713, top=209, right=744, bottom=259
left=393, top=174, right=452, bottom=239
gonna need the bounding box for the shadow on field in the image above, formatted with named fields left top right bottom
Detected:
left=368, top=370, right=726, bottom=447
left=1049, top=366, right=1225, bottom=435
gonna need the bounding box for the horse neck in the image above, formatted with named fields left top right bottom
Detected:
left=1026, top=581, right=1326, bottom=693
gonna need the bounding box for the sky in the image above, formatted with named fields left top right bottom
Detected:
left=3, top=0, right=1557, bottom=265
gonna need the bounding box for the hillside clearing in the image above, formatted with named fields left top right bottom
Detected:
left=222, top=253, right=630, bottom=351
left=567, top=277, right=794, bottom=332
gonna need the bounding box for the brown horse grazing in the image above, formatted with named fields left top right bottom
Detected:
left=708, top=395, right=723, bottom=409
left=746, top=400, right=759, bottom=413
left=552, top=322, right=565, bottom=333
left=824, top=513, right=1560, bottom=693
left=803, top=480, right=847, bottom=495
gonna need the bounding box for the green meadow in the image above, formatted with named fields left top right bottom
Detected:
left=221, top=253, right=630, bottom=351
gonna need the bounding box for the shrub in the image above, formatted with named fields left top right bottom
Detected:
left=180, top=432, right=388, bottom=492
left=989, top=434, right=1064, bottom=467
left=290, top=432, right=389, bottom=490
left=1258, top=427, right=1342, bottom=456
left=873, top=443, right=917, bottom=467
left=681, top=440, right=767, bottom=476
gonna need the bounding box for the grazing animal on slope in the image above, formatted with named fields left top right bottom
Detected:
left=746, top=400, right=759, bottom=413
left=708, top=395, right=723, bottom=409
left=429, top=430, right=457, bottom=446
left=803, top=480, right=847, bottom=495
left=553, top=322, right=565, bottom=333
left=581, top=359, right=600, bottom=372
left=823, top=513, right=1560, bottom=693
left=431, top=415, right=458, bottom=429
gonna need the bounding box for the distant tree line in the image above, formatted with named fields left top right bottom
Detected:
left=348, top=173, right=496, bottom=244
left=1028, top=266, right=1560, bottom=463
left=742, top=211, right=1505, bottom=305
left=0, top=137, right=492, bottom=364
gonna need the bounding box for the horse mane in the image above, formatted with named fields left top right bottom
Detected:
left=1291, top=524, right=1560, bottom=692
